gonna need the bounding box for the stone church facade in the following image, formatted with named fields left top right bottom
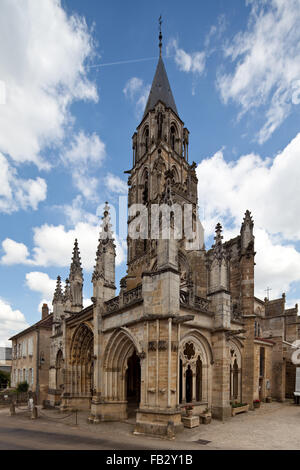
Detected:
left=46, top=41, right=300, bottom=437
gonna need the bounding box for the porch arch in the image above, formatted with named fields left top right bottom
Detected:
left=70, top=323, right=94, bottom=397
left=103, top=329, right=143, bottom=402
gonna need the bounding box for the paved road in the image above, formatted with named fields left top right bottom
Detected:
left=1, top=401, right=299, bottom=450
left=0, top=425, right=154, bottom=450
left=0, top=409, right=203, bottom=451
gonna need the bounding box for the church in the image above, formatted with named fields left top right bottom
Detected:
left=45, top=30, right=300, bottom=438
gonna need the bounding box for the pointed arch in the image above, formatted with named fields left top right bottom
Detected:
left=69, top=322, right=94, bottom=398
left=229, top=339, right=242, bottom=402
left=180, top=330, right=214, bottom=365
left=179, top=330, right=213, bottom=405
left=103, top=328, right=143, bottom=402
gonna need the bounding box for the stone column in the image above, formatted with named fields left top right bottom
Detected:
left=211, top=331, right=231, bottom=420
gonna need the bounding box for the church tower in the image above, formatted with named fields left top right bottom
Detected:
left=126, top=25, right=202, bottom=291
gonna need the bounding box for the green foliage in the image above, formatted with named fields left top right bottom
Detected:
left=0, top=370, right=10, bottom=388
left=16, top=381, right=29, bottom=393
left=231, top=402, right=248, bottom=408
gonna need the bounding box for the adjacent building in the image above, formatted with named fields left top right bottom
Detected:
left=0, top=347, right=12, bottom=374
left=9, top=304, right=52, bottom=403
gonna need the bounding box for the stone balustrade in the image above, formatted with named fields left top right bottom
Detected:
left=180, top=290, right=210, bottom=313
left=104, top=284, right=143, bottom=314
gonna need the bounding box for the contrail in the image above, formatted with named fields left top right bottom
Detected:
left=87, top=55, right=173, bottom=68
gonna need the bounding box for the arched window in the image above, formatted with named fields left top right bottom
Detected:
left=186, top=365, right=193, bottom=403
left=170, top=125, right=176, bottom=150
left=143, top=127, right=149, bottom=154
left=142, top=170, right=149, bottom=204
left=196, top=356, right=202, bottom=402
left=233, top=359, right=239, bottom=399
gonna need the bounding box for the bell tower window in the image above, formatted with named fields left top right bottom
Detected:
left=142, top=170, right=149, bottom=204
left=143, top=127, right=149, bottom=154
left=170, top=125, right=176, bottom=150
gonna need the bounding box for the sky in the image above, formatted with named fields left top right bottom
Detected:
left=1, top=0, right=300, bottom=346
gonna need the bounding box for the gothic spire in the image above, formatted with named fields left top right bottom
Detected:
left=143, top=20, right=178, bottom=118
left=69, top=239, right=83, bottom=281
left=241, top=210, right=254, bottom=230
left=64, top=278, right=71, bottom=303
left=213, top=222, right=225, bottom=262
left=53, top=275, right=64, bottom=304
left=214, top=223, right=223, bottom=244
left=99, top=202, right=114, bottom=241
left=92, top=202, right=116, bottom=289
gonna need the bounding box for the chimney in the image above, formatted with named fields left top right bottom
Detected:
left=42, top=303, right=49, bottom=320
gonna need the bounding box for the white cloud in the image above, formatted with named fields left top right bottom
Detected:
left=63, top=131, right=105, bottom=166
left=26, top=274, right=91, bottom=313
left=0, top=298, right=29, bottom=347
left=105, top=173, right=128, bottom=194
left=30, top=222, right=126, bottom=269
left=1, top=239, right=30, bottom=265
left=205, top=14, right=227, bottom=49
left=197, top=132, right=300, bottom=300
left=123, top=77, right=150, bottom=117
left=56, top=195, right=99, bottom=226
left=0, top=0, right=98, bottom=168
left=254, top=229, right=300, bottom=299
left=25, top=272, right=57, bottom=302
left=167, top=39, right=206, bottom=76
left=123, top=77, right=143, bottom=100
left=1, top=218, right=127, bottom=271
left=217, top=0, right=300, bottom=143
left=197, top=133, right=300, bottom=241
left=0, top=153, right=47, bottom=214
left=61, top=131, right=106, bottom=200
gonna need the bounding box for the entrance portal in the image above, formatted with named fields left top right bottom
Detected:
left=126, top=350, right=141, bottom=417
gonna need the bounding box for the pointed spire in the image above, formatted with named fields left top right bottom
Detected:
left=93, top=202, right=115, bottom=283
left=240, top=210, right=255, bottom=253
left=53, top=276, right=64, bottom=303
left=241, top=210, right=254, bottom=230
left=69, top=239, right=83, bottom=281
left=143, top=21, right=178, bottom=119
left=212, top=223, right=225, bottom=262
left=214, top=223, right=223, bottom=244
left=64, top=278, right=71, bottom=303
left=99, top=202, right=114, bottom=241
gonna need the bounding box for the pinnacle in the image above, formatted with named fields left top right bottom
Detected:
left=53, top=275, right=64, bottom=303
left=70, top=238, right=83, bottom=280
left=99, top=202, right=114, bottom=240
left=214, top=223, right=223, bottom=242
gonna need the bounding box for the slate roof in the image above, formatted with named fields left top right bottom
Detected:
left=143, top=56, right=178, bottom=118
left=9, top=313, right=53, bottom=341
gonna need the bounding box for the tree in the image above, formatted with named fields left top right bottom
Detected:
left=16, top=381, right=29, bottom=393
left=0, top=370, right=10, bottom=389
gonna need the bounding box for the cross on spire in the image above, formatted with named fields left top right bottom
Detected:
left=158, top=15, right=163, bottom=57
left=265, top=287, right=272, bottom=300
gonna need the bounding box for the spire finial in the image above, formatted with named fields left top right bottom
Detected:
left=69, top=238, right=83, bottom=280
left=53, top=275, right=64, bottom=303
left=158, top=15, right=162, bottom=57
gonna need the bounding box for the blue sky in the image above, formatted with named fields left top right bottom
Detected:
left=1, top=0, right=300, bottom=345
